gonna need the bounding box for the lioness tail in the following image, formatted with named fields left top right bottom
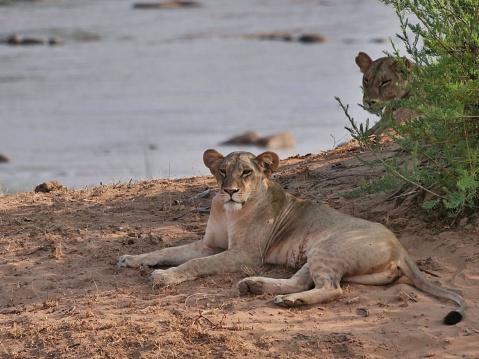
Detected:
left=400, top=255, right=466, bottom=325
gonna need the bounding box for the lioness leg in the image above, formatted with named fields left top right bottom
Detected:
left=238, top=263, right=314, bottom=296
left=273, top=262, right=343, bottom=307
left=117, top=240, right=224, bottom=268
left=150, top=249, right=262, bottom=285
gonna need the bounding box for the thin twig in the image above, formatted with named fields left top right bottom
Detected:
left=31, top=280, right=41, bottom=301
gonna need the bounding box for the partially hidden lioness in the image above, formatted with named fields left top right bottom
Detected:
left=118, top=149, right=466, bottom=325
left=355, top=51, right=416, bottom=135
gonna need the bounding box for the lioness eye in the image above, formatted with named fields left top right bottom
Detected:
left=363, top=77, right=369, bottom=85
left=242, top=169, right=252, bottom=177
left=218, top=169, right=226, bottom=176
left=380, top=80, right=391, bottom=88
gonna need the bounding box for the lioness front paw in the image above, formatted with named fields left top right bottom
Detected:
left=150, top=269, right=186, bottom=286
left=117, top=255, right=143, bottom=268
left=238, top=278, right=265, bottom=296
left=274, top=295, right=305, bottom=308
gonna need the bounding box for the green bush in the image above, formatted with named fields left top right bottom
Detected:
left=340, top=0, right=479, bottom=217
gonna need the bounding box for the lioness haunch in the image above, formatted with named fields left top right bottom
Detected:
left=118, top=150, right=466, bottom=325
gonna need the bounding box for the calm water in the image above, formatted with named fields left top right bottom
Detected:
left=0, top=0, right=403, bottom=192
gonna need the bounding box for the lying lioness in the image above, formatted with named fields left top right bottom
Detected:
left=118, top=150, right=466, bottom=325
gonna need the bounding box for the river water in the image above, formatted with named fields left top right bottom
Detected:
left=0, top=0, right=403, bottom=192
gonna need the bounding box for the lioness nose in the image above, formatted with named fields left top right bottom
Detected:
left=224, top=188, right=239, bottom=196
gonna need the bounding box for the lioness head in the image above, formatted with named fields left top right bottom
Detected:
left=203, top=149, right=280, bottom=210
left=355, top=52, right=413, bottom=113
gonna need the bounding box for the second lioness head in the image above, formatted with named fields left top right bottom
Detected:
left=355, top=51, right=414, bottom=113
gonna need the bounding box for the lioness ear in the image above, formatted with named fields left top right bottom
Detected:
left=392, top=57, right=414, bottom=73
left=355, top=52, right=372, bottom=73
left=203, top=149, right=224, bottom=175
left=256, top=151, right=280, bottom=177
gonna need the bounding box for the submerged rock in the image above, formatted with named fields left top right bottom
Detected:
left=0, top=154, right=10, bottom=163
left=133, top=1, right=201, bottom=9
left=297, top=33, right=327, bottom=44
left=48, top=37, right=64, bottom=46
left=2, top=34, right=64, bottom=46
left=246, top=31, right=327, bottom=44
left=6, top=34, right=44, bottom=45
left=221, top=131, right=260, bottom=145
left=257, top=131, right=295, bottom=149
left=256, top=32, right=293, bottom=42
left=221, top=131, right=295, bottom=149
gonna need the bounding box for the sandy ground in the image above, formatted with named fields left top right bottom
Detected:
left=1, top=141, right=478, bottom=359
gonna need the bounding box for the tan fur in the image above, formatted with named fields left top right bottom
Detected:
left=118, top=150, right=466, bottom=324
left=355, top=52, right=415, bottom=134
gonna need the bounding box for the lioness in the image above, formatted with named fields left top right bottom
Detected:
left=355, top=52, right=415, bottom=134
left=118, top=149, right=466, bottom=325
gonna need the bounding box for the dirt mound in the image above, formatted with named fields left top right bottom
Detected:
left=1, top=141, right=478, bottom=358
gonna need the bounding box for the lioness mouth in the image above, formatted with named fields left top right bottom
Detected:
left=227, top=199, right=245, bottom=207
